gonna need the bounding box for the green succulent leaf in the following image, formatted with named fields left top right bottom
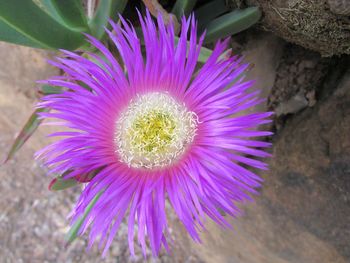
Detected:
left=204, top=7, right=262, bottom=44
left=198, top=45, right=214, bottom=63
left=0, top=19, right=43, bottom=48
left=49, top=177, right=78, bottom=191
left=38, top=84, right=63, bottom=95
left=0, top=0, right=86, bottom=49
left=4, top=108, right=48, bottom=164
left=42, top=0, right=89, bottom=32
left=49, top=167, right=102, bottom=191
left=198, top=46, right=232, bottom=63
left=172, top=0, right=198, bottom=20
left=66, top=191, right=103, bottom=244
left=173, top=36, right=218, bottom=63
left=36, top=0, right=65, bottom=24
left=195, top=0, right=229, bottom=32
left=89, top=0, right=128, bottom=39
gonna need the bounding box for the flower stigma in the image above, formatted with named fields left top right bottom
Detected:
left=115, top=92, right=198, bottom=169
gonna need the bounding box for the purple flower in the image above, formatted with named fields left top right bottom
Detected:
left=36, top=11, right=272, bottom=257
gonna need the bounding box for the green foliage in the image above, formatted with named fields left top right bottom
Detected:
left=89, top=0, right=128, bottom=40
left=0, top=0, right=86, bottom=49
left=0, top=0, right=127, bottom=49
left=66, top=192, right=103, bottom=244
left=204, top=7, right=262, bottom=43
left=38, top=84, right=63, bottom=95
left=49, top=177, right=78, bottom=191
left=48, top=168, right=102, bottom=191
left=195, top=0, right=229, bottom=32
left=172, top=0, right=198, bottom=20
left=44, top=0, right=89, bottom=32
left=0, top=0, right=261, bottom=50
left=3, top=108, right=48, bottom=164
left=0, top=19, right=43, bottom=48
left=173, top=36, right=213, bottom=63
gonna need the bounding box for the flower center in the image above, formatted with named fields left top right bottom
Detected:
left=115, top=92, right=198, bottom=169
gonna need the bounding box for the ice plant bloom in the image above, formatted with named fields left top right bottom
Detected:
left=36, top=11, right=272, bottom=257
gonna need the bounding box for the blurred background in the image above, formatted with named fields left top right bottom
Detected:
left=0, top=0, right=349, bottom=262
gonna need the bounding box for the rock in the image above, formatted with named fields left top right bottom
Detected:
left=274, top=90, right=308, bottom=116
left=263, top=70, right=350, bottom=261
left=243, top=31, right=285, bottom=112
left=327, top=0, right=350, bottom=16
left=231, top=30, right=285, bottom=113
left=182, top=70, right=350, bottom=263
left=245, top=0, right=350, bottom=56
left=267, top=44, right=335, bottom=117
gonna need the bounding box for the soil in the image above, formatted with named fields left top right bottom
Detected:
left=1, top=27, right=349, bottom=263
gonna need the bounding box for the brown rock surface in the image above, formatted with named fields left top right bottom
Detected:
left=268, top=45, right=333, bottom=116
left=239, top=31, right=285, bottom=113
left=245, top=0, right=350, bottom=56
left=181, top=69, right=350, bottom=263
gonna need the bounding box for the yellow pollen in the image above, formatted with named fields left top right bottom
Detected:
left=129, top=110, right=176, bottom=154
left=115, top=92, right=198, bottom=169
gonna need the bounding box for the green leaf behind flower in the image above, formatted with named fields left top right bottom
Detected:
left=66, top=191, right=103, bottom=244
left=42, top=0, right=89, bottom=32
left=195, top=0, right=229, bottom=33
left=3, top=108, right=49, bottom=164
left=174, top=36, right=231, bottom=64
left=0, top=0, right=86, bottom=49
left=0, top=19, right=43, bottom=48
left=172, top=0, right=198, bottom=20
left=49, top=167, right=103, bottom=190
left=49, top=177, right=78, bottom=191
left=38, top=84, right=63, bottom=95
left=89, top=0, right=128, bottom=39
left=198, top=45, right=213, bottom=63
left=204, top=7, right=262, bottom=44
left=36, top=0, right=66, bottom=25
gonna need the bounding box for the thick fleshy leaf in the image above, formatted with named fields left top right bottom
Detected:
left=43, top=0, right=89, bottom=32
left=204, top=7, right=262, bottom=44
left=89, top=0, right=128, bottom=39
left=66, top=191, right=103, bottom=244
left=172, top=0, right=198, bottom=20
left=0, top=0, right=86, bottom=49
left=198, top=45, right=213, bottom=63
left=174, top=36, right=231, bottom=63
left=49, top=168, right=101, bottom=191
left=195, top=0, right=229, bottom=32
left=198, top=47, right=232, bottom=63
left=3, top=108, right=49, bottom=163
left=49, top=177, right=78, bottom=191
left=37, top=0, right=66, bottom=24
left=38, top=84, right=63, bottom=95
left=0, top=19, right=43, bottom=48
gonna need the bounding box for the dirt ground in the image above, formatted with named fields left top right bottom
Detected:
left=0, top=29, right=349, bottom=263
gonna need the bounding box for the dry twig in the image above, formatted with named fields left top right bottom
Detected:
left=142, top=0, right=180, bottom=33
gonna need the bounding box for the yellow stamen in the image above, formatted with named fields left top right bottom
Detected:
left=130, top=110, right=176, bottom=154
left=115, top=92, right=198, bottom=169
